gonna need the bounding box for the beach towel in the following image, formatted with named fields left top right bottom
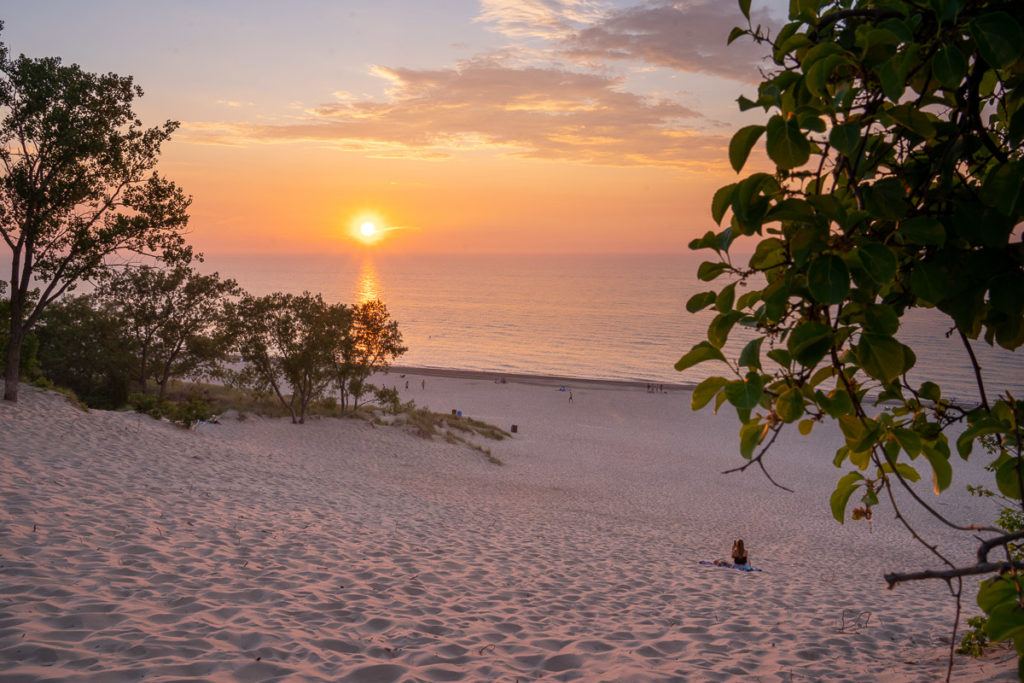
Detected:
left=699, top=560, right=763, bottom=573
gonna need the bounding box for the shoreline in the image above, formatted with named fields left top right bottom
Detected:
left=386, top=364, right=694, bottom=392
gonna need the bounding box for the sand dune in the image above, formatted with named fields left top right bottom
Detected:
left=0, top=374, right=1015, bottom=681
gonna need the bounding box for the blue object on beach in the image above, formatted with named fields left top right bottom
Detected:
left=457, top=410, right=463, bottom=417
left=699, top=560, right=763, bottom=573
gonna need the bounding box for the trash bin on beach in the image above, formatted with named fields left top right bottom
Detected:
left=511, top=424, right=518, bottom=433
left=456, top=410, right=463, bottom=417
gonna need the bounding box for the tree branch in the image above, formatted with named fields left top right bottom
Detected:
left=885, top=560, right=1024, bottom=588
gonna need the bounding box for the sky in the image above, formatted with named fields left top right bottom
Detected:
left=0, top=0, right=785, bottom=255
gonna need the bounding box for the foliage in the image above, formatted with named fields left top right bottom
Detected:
left=337, top=299, right=407, bottom=410
left=372, top=385, right=402, bottom=413
left=34, top=296, right=134, bottom=409
left=0, top=26, right=191, bottom=401
left=129, top=392, right=217, bottom=428
left=95, top=260, right=239, bottom=397
left=682, top=0, right=1024, bottom=677
left=957, top=616, right=991, bottom=658
left=228, top=291, right=350, bottom=424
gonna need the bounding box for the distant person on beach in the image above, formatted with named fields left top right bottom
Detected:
left=569, top=391, right=573, bottom=403
left=714, top=539, right=750, bottom=568
left=405, top=380, right=409, bottom=389
left=422, top=379, right=426, bottom=390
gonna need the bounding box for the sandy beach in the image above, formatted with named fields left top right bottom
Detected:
left=0, top=371, right=1015, bottom=681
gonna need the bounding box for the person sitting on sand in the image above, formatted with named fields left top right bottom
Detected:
left=732, top=539, right=749, bottom=566
left=713, top=539, right=750, bottom=568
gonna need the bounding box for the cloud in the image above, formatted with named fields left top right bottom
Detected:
left=566, top=1, right=773, bottom=82
left=476, top=0, right=608, bottom=39
left=183, top=60, right=727, bottom=170
left=215, top=99, right=254, bottom=108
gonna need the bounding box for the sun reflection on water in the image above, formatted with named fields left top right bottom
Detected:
left=357, top=259, right=381, bottom=303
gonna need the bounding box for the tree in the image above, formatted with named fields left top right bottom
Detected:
left=229, top=292, right=350, bottom=424
left=95, top=261, right=239, bottom=398
left=337, top=299, right=407, bottom=410
left=0, top=27, right=190, bottom=402
left=680, top=1, right=1024, bottom=678
left=34, top=295, right=134, bottom=409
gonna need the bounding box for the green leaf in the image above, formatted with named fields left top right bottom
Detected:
left=711, top=184, right=737, bottom=225
left=692, top=376, right=729, bottom=410
left=919, top=381, right=941, bottom=402
left=708, top=312, right=742, bottom=348
left=698, top=261, right=728, bottom=281
left=725, top=373, right=765, bottom=411
left=884, top=462, right=921, bottom=483
left=727, top=26, right=747, bottom=45
left=737, top=94, right=759, bottom=111
left=855, top=333, right=906, bottom=384
left=910, top=262, right=948, bottom=304
left=893, top=428, right=922, bottom=457
left=738, top=0, right=752, bottom=20
left=807, top=255, right=850, bottom=305
left=749, top=237, right=787, bottom=271
left=715, top=282, right=737, bottom=313
left=863, top=304, right=899, bottom=335
left=775, top=387, right=804, bottom=423
left=899, top=217, right=946, bottom=246
left=798, top=419, right=814, bottom=436
left=766, top=115, right=810, bottom=169
left=829, top=123, right=861, bottom=156
left=855, top=243, right=898, bottom=285
left=787, top=321, right=832, bottom=367
left=863, top=178, right=908, bottom=220
left=830, top=471, right=864, bottom=523
left=996, top=458, right=1024, bottom=499
left=675, top=341, right=726, bottom=372
left=738, top=337, right=763, bottom=370
left=686, top=291, right=718, bottom=313
left=889, top=105, right=936, bottom=139
left=807, top=365, right=834, bottom=387
left=986, top=602, right=1024, bottom=643
left=735, top=290, right=762, bottom=310
left=922, top=444, right=952, bottom=494
left=740, top=419, right=765, bottom=458
left=970, top=12, right=1024, bottom=69
left=956, top=421, right=1005, bottom=459
left=931, top=45, right=966, bottom=90
left=766, top=348, right=791, bottom=367
left=979, top=575, right=1022, bottom=613
left=729, top=125, right=766, bottom=173
left=981, top=162, right=1024, bottom=217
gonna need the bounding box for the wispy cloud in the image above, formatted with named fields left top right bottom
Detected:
left=476, top=0, right=608, bottom=39
left=184, top=59, right=726, bottom=170
left=566, top=1, right=773, bottom=83
left=215, top=99, right=255, bottom=108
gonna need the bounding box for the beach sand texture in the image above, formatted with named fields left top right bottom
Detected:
left=0, top=373, right=1015, bottom=681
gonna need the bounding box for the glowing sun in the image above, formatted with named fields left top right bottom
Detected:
left=359, top=221, right=377, bottom=238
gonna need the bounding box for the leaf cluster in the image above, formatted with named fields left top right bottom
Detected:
left=683, top=0, right=1024, bottom=673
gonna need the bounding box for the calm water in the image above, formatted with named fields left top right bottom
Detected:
left=201, top=253, right=1023, bottom=401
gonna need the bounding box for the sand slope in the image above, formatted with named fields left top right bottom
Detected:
left=0, top=376, right=1015, bottom=681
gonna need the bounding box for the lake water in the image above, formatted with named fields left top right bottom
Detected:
left=200, top=252, right=1023, bottom=401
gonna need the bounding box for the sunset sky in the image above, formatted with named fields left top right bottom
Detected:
left=2, top=1, right=784, bottom=254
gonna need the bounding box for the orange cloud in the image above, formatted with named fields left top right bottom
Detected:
left=182, top=59, right=728, bottom=171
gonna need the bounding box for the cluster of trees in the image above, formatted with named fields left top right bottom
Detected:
left=0, top=25, right=405, bottom=421
left=2, top=255, right=406, bottom=421
left=683, top=0, right=1023, bottom=678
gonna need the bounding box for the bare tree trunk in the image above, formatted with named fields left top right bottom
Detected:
left=3, top=315, right=24, bottom=402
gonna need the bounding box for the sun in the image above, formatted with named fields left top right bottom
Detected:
left=360, top=221, right=377, bottom=238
